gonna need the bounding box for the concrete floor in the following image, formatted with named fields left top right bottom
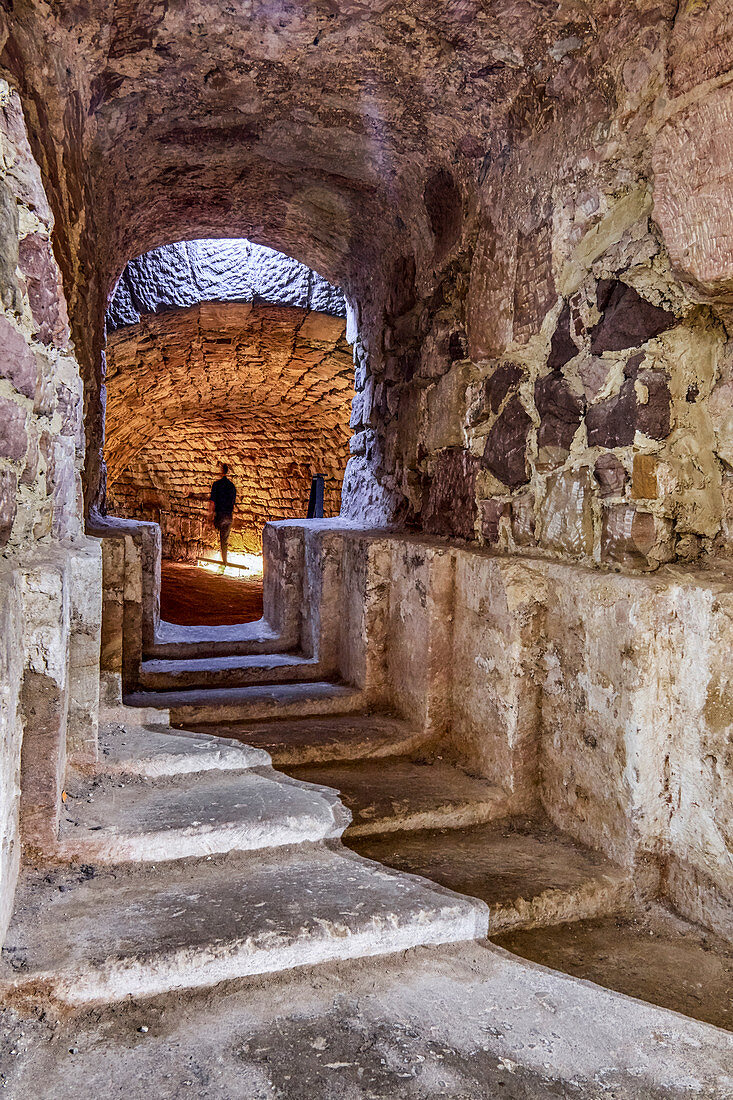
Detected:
left=1, top=941, right=731, bottom=1099
left=160, top=562, right=263, bottom=625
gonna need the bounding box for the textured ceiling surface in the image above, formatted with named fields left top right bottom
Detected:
left=1, top=1, right=660, bottom=504
left=108, top=238, right=346, bottom=330
left=2, top=1, right=732, bottom=534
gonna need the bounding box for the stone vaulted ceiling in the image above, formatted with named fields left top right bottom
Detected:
left=105, top=300, right=352, bottom=552
left=0, top=0, right=666, bottom=504
left=3, top=0, right=733, bottom=532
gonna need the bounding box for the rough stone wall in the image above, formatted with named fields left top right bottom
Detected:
left=397, top=197, right=727, bottom=571
left=338, top=3, right=733, bottom=575
left=104, top=302, right=353, bottom=558
left=0, top=79, right=100, bottom=944
left=0, top=80, right=84, bottom=553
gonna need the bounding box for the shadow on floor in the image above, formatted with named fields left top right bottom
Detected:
left=160, top=561, right=264, bottom=626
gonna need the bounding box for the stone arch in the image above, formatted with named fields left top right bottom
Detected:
left=102, top=239, right=355, bottom=558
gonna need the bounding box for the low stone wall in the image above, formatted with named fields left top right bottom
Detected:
left=269, top=521, right=732, bottom=941
left=96, top=516, right=161, bottom=700
left=0, top=543, right=101, bottom=938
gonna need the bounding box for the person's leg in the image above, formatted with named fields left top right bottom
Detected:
left=219, top=517, right=232, bottom=567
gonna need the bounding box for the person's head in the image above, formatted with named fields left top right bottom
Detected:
left=219, top=462, right=229, bottom=478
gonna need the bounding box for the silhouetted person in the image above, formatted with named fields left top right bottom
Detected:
left=208, top=462, right=236, bottom=568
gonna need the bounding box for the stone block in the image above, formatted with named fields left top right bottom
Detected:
left=0, top=84, right=52, bottom=220
left=473, top=362, right=522, bottom=423
left=653, top=87, right=733, bottom=296
left=424, top=448, right=480, bottom=541
left=668, top=0, right=733, bottom=97
left=513, top=220, right=555, bottom=344
left=0, top=179, right=20, bottom=311
left=0, top=468, right=17, bottom=546
left=601, top=504, right=673, bottom=567
left=425, top=361, right=473, bottom=453
left=631, top=454, right=658, bottom=500
left=18, top=232, right=70, bottom=347
left=635, top=369, right=671, bottom=440
left=578, top=356, right=613, bottom=402
left=66, top=543, right=103, bottom=764
left=0, top=397, right=27, bottom=462
left=0, top=316, right=38, bottom=398
left=590, top=280, right=675, bottom=354
left=511, top=493, right=536, bottom=547
left=593, top=453, right=627, bottom=497
left=467, top=219, right=515, bottom=361
left=450, top=552, right=544, bottom=801
left=585, top=379, right=637, bottom=448
left=538, top=469, right=594, bottom=557
left=386, top=539, right=455, bottom=735
left=547, top=303, right=578, bottom=370
left=0, top=572, right=22, bottom=945
left=535, top=372, right=584, bottom=454
left=481, top=498, right=509, bottom=545
left=19, top=562, right=69, bottom=856
left=481, top=394, right=532, bottom=489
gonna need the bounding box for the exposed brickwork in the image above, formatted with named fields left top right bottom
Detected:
left=105, top=302, right=353, bottom=558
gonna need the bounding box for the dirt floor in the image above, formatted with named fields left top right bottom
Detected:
left=159, top=562, right=263, bottom=626
left=1, top=941, right=730, bottom=1099
left=494, top=904, right=733, bottom=1033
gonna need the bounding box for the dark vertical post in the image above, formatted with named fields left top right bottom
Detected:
left=307, top=474, right=325, bottom=519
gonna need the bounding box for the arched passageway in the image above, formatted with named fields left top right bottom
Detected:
left=104, top=239, right=354, bottom=563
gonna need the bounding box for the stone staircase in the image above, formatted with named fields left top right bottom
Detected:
left=1, top=711, right=487, bottom=1007
left=1, top=621, right=634, bottom=1010
left=140, top=627, right=635, bottom=936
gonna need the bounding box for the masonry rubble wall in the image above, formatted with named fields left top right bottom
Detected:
left=0, top=80, right=101, bottom=944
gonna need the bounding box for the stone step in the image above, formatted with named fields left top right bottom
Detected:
left=284, top=756, right=511, bottom=836
left=139, top=653, right=326, bottom=691
left=58, top=766, right=348, bottom=864
left=0, top=846, right=489, bottom=1006
left=97, top=713, right=271, bottom=778
left=183, top=713, right=429, bottom=768
left=348, top=818, right=635, bottom=934
left=126, top=681, right=365, bottom=727
left=147, top=619, right=293, bottom=661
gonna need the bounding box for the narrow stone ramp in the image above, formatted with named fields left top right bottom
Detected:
left=286, top=756, right=511, bottom=836
left=186, top=713, right=430, bottom=767
left=1, top=846, right=488, bottom=1006
left=348, top=818, right=634, bottom=933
